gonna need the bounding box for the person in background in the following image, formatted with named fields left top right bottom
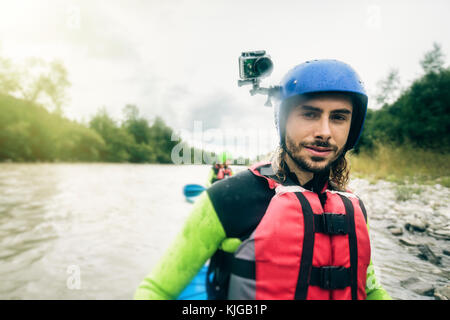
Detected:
left=206, top=151, right=233, bottom=187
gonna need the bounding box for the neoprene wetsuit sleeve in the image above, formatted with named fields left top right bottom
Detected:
left=206, top=169, right=215, bottom=188
left=365, top=260, right=392, bottom=300
left=134, top=192, right=226, bottom=300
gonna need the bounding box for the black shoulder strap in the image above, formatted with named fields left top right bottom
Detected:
left=206, top=250, right=234, bottom=300
left=338, top=194, right=359, bottom=300
left=358, top=198, right=368, bottom=222
left=293, top=192, right=315, bottom=300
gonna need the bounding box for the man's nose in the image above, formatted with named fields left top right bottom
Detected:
left=314, top=116, right=332, bottom=141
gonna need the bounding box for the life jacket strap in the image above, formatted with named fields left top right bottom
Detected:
left=206, top=250, right=235, bottom=299
left=231, top=257, right=255, bottom=280
left=230, top=259, right=352, bottom=291
left=314, top=213, right=348, bottom=235
left=309, top=266, right=351, bottom=290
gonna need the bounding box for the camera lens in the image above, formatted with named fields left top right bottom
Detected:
left=254, top=57, right=273, bottom=77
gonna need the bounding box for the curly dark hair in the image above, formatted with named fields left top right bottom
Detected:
left=271, top=147, right=350, bottom=191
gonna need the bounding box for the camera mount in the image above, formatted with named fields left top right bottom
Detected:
left=238, top=78, right=280, bottom=107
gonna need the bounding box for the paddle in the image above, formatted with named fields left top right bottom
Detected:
left=183, top=184, right=206, bottom=198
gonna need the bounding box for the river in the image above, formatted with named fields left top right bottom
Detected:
left=0, top=164, right=448, bottom=300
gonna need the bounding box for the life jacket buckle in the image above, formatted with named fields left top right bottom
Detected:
left=315, top=266, right=350, bottom=290
left=322, top=213, right=348, bottom=235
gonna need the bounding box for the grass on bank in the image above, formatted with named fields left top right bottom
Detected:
left=349, top=143, right=450, bottom=188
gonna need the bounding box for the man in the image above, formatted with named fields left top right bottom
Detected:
left=206, top=151, right=233, bottom=187
left=135, top=59, right=391, bottom=300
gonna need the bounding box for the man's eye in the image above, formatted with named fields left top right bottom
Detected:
left=331, top=114, right=347, bottom=121
left=302, top=112, right=317, bottom=119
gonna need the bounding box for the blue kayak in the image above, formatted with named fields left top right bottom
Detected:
left=178, top=265, right=208, bottom=300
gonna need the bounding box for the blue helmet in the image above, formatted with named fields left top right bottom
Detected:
left=276, top=59, right=368, bottom=151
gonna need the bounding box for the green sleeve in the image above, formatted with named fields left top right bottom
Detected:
left=365, top=260, right=392, bottom=300
left=206, top=169, right=215, bottom=188
left=364, top=223, right=392, bottom=300
left=133, top=192, right=226, bottom=300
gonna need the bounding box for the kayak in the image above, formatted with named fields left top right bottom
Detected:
left=178, top=264, right=208, bottom=300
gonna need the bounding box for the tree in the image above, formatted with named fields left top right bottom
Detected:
left=398, top=69, right=450, bottom=150
left=0, top=93, right=106, bottom=162
left=123, top=104, right=139, bottom=122
left=420, top=42, right=446, bottom=74
left=374, top=68, right=401, bottom=107
left=0, top=56, right=70, bottom=114
left=122, top=104, right=151, bottom=144
left=0, top=56, right=20, bottom=95
left=148, top=116, right=179, bottom=163
left=41, top=60, right=71, bottom=115
left=56, top=122, right=106, bottom=162
left=360, top=68, right=450, bottom=151
left=89, top=108, right=134, bottom=162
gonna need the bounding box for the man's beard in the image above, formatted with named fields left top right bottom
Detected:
left=284, top=134, right=343, bottom=174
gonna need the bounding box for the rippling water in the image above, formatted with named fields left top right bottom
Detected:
left=0, top=164, right=448, bottom=299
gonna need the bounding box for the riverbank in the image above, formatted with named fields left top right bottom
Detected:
left=349, top=177, right=450, bottom=300
left=349, top=146, right=450, bottom=299
left=349, top=144, right=450, bottom=188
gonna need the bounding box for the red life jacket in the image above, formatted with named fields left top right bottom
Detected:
left=217, top=167, right=232, bottom=180
left=217, top=169, right=224, bottom=180
left=223, top=167, right=232, bottom=177
left=226, top=162, right=371, bottom=300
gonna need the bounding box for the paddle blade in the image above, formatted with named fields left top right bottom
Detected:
left=183, top=184, right=206, bottom=198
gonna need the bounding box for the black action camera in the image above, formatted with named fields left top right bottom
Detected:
left=238, top=50, right=274, bottom=80
left=237, top=50, right=279, bottom=107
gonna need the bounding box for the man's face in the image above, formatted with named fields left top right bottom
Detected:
left=284, top=94, right=353, bottom=173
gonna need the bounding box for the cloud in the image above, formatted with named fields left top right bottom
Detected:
left=186, top=91, right=236, bottom=130
left=180, top=89, right=272, bottom=130
left=169, top=88, right=278, bottom=158
left=63, top=2, right=141, bottom=63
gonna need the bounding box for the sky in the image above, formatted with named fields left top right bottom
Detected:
left=0, top=0, right=449, bottom=158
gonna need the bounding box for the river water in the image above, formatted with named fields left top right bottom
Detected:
left=0, top=164, right=448, bottom=300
